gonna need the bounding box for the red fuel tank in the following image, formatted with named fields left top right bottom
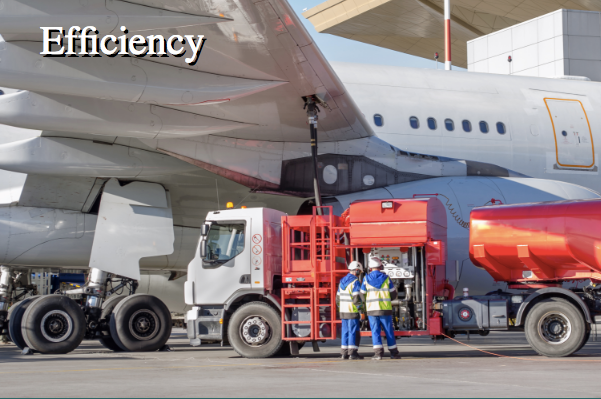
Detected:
left=469, top=199, right=601, bottom=283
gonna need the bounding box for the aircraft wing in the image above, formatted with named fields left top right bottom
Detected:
left=0, top=0, right=522, bottom=225
left=0, top=0, right=373, bottom=143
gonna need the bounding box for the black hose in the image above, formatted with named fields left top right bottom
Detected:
left=310, top=122, right=322, bottom=208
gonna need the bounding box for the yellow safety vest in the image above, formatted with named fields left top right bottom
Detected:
left=365, top=277, right=393, bottom=312
left=338, top=280, right=359, bottom=314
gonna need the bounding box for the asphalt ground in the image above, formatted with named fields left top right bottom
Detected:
left=1, top=330, right=601, bottom=398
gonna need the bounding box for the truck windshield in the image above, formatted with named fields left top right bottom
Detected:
left=203, top=223, right=245, bottom=266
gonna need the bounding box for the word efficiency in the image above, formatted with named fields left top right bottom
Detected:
left=41, top=26, right=206, bottom=65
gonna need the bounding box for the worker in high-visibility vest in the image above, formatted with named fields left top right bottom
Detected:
left=360, top=257, right=402, bottom=360
left=336, top=261, right=364, bottom=360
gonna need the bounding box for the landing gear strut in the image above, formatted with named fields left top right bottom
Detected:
left=0, top=266, right=12, bottom=332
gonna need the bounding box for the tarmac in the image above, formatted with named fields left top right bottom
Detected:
left=1, top=330, right=600, bottom=398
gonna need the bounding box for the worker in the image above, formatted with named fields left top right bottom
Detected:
left=336, top=260, right=364, bottom=360
left=360, top=257, right=402, bottom=360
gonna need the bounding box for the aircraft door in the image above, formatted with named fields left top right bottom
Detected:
left=544, top=98, right=595, bottom=169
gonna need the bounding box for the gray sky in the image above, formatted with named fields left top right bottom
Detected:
left=289, top=0, right=443, bottom=69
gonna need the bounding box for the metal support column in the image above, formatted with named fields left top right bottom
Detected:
left=444, top=0, right=452, bottom=70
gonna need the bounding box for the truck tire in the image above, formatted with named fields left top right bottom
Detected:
left=109, top=294, right=172, bottom=352
left=21, top=295, right=86, bottom=354
left=228, top=301, right=283, bottom=359
left=98, top=295, right=126, bottom=352
left=575, top=328, right=591, bottom=353
left=7, top=296, right=39, bottom=350
left=524, top=298, right=586, bottom=357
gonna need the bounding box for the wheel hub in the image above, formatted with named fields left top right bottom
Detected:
left=129, top=309, right=159, bottom=341
left=538, top=312, right=571, bottom=345
left=240, top=316, right=270, bottom=346
left=41, top=310, right=73, bottom=343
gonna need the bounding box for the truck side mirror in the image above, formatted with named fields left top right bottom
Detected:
left=201, top=224, right=210, bottom=236
left=200, top=240, right=207, bottom=258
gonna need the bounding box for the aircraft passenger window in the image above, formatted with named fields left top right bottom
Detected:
left=427, top=118, right=437, bottom=130
left=462, top=120, right=472, bottom=132
left=497, top=122, right=506, bottom=135
left=410, top=116, right=420, bottom=129
left=374, top=114, right=384, bottom=127
left=445, top=119, right=454, bottom=131
left=0, top=90, right=4, bottom=95
left=479, top=121, right=489, bottom=133
left=202, top=222, right=245, bottom=268
left=562, top=130, right=568, bottom=137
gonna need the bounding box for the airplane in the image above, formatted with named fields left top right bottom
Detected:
left=0, top=0, right=598, bottom=353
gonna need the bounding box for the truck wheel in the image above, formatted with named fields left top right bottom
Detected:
left=7, top=296, right=39, bottom=350
left=524, top=298, right=586, bottom=357
left=228, top=301, right=283, bottom=359
left=575, top=327, right=591, bottom=353
left=109, top=294, right=171, bottom=352
left=21, top=295, right=86, bottom=354
left=98, top=295, right=126, bottom=351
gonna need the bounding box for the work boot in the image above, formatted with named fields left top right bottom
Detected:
left=371, top=348, right=384, bottom=360
left=389, top=348, right=402, bottom=359
left=340, top=348, right=349, bottom=359
left=349, top=348, right=364, bottom=360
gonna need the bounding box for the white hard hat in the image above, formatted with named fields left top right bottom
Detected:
left=368, top=257, right=383, bottom=269
left=348, top=261, right=362, bottom=271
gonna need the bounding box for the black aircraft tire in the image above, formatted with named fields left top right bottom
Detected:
left=109, top=294, right=171, bottom=352
left=228, top=301, right=283, bottom=359
left=98, top=295, right=127, bottom=352
left=21, top=295, right=86, bottom=354
left=525, top=299, right=586, bottom=358
left=7, top=296, right=39, bottom=349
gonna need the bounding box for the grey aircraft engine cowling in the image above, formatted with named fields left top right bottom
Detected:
left=0, top=205, right=199, bottom=271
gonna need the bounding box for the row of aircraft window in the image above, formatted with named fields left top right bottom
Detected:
left=373, top=114, right=507, bottom=135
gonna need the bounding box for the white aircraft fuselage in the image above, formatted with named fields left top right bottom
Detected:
left=334, top=62, right=601, bottom=193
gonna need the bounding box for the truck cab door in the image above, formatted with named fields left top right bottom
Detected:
left=191, top=219, right=251, bottom=304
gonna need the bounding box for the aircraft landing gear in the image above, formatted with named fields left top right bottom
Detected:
left=2, top=267, right=172, bottom=355
left=20, top=295, right=85, bottom=355
left=0, top=266, right=12, bottom=334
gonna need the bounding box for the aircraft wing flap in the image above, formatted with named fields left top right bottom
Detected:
left=19, top=175, right=105, bottom=212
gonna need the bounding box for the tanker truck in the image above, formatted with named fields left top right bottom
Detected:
left=184, top=198, right=601, bottom=358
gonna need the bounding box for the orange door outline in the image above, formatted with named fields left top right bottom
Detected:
left=544, top=98, right=595, bottom=168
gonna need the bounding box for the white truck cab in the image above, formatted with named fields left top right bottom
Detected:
left=185, top=207, right=286, bottom=353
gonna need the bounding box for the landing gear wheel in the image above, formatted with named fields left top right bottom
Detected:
left=98, top=295, right=126, bottom=352
left=228, top=301, right=283, bottom=359
left=524, top=298, right=586, bottom=357
left=21, top=295, right=85, bottom=354
left=109, top=294, right=171, bottom=352
left=7, top=296, right=39, bottom=349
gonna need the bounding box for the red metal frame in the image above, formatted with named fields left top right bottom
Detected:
left=280, top=199, right=449, bottom=342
